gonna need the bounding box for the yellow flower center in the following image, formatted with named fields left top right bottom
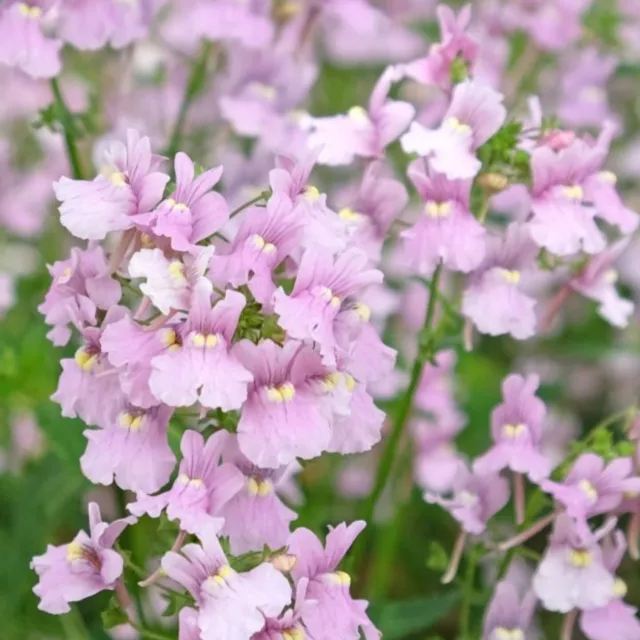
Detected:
left=118, top=412, right=145, bottom=431
left=110, top=171, right=127, bottom=187
left=282, top=628, right=305, bottom=640
left=17, top=3, right=41, bottom=18
left=445, top=116, right=472, bottom=134
left=267, top=382, right=296, bottom=403
left=247, top=477, right=273, bottom=497
left=166, top=198, right=189, bottom=211
left=425, top=201, right=452, bottom=218
left=614, top=578, right=628, bottom=598
left=74, top=348, right=97, bottom=372
left=502, top=423, right=527, bottom=438
left=304, top=185, right=321, bottom=201
left=190, top=333, right=219, bottom=348
left=250, top=82, right=278, bottom=101
left=178, top=473, right=204, bottom=488
left=327, top=571, right=351, bottom=586
left=348, top=106, right=370, bottom=124
left=209, top=564, right=234, bottom=586
left=338, top=207, right=363, bottom=222
left=579, top=479, right=598, bottom=502
left=58, top=266, right=73, bottom=283
left=599, top=170, right=617, bottom=184
left=569, top=549, right=592, bottom=567
left=160, top=328, right=180, bottom=351
left=562, top=184, right=584, bottom=200
left=168, top=261, right=186, bottom=281
left=494, top=629, right=524, bottom=640
left=252, top=234, right=276, bottom=254
left=498, top=269, right=521, bottom=285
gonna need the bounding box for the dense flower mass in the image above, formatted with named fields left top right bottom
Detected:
left=0, top=0, right=637, bottom=638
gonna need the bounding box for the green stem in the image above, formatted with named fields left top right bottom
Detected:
left=50, top=78, right=84, bottom=179
left=230, top=190, right=271, bottom=219
left=164, top=42, right=213, bottom=158
left=460, top=546, right=478, bottom=639
left=132, top=626, right=174, bottom=640
left=356, top=262, right=443, bottom=573
left=477, top=197, right=490, bottom=224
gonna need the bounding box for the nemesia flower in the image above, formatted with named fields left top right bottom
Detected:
left=426, top=464, right=510, bottom=535
left=39, top=246, right=122, bottom=346
left=307, top=66, right=415, bottom=166
left=288, top=521, right=380, bottom=640
left=578, top=530, right=640, bottom=640
left=483, top=580, right=537, bottom=640
left=235, top=339, right=332, bottom=468
left=31, top=503, right=135, bottom=614
left=569, top=239, right=635, bottom=328
left=0, top=1, right=62, bottom=79
left=57, top=0, right=150, bottom=51
left=474, top=374, right=551, bottom=482
left=80, top=404, right=176, bottom=495
left=210, top=193, right=304, bottom=305
left=273, top=247, right=383, bottom=365
left=51, top=307, right=128, bottom=428
left=532, top=514, right=616, bottom=613
left=149, top=152, right=228, bottom=252
left=401, top=79, right=506, bottom=180
left=528, top=126, right=638, bottom=257
left=402, top=4, right=478, bottom=91
left=541, top=454, right=640, bottom=532
left=128, top=246, right=213, bottom=316
left=129, top=430, right=243, bottom=536
left=402, top=157, right=486, bottom=276
left=162, top=526, right=291, bottom=639
left=149, top=282, right=253, bottom=411
left=54, top=129, right=169, bottom=240
left=462, top=224, right=539, bottom=339
left=219, top=436, right=298, bottom=555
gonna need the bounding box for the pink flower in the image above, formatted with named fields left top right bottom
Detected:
left=570, top=239, right=635, bottom=328
left=39, top=246, right=122, bottom=346
left=149, top=282, right=253, bottom=411
left=308, top=66, right=415, bottom=166
left=532, top=514, right=616, bottom=613
left=462, top=224, right=539, bottom=340
left=402, top=158, right=486, bottom=276
left=528, top=126, right=638, bottom=257
left=483, top=580, right=537, bottom=640
left=80, top=404, right=176, bottom=495
left=210, top=193, right=304, bottom=305
left=218, top=436, right=297, bottom=555
left=235, top=339, right=333, bottom=468
left=288, top=521, right=380, bottom=640
left=542, top=454, right=640, bottom=533
left=427, top=464, right=510, bottom=535
left=129, top=430, right=243, bottom=536
left=401, top=4, right=478, bottom=91
left=57, top=0, right=150, bottom=51
left=474, top=374, right=551, bottom=482
left=54, top=129, right=169, bottom=240
left=273, top=248, right=383, bottom=366
left=0, top=2, right=61, bottom=79
left=150, top=153, right=228, bottom=252
left=162, top=526, right=291, bottom=639
left=401, top=80, right=506, bottom=180
left=128, top=246, right=213, bottom=316
left=31, top=503, right=135, bottom=614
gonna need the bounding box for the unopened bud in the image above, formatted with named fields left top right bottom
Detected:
left=477, top=172, right=509, bottom=194
left=271, top=554, right=297, bottom=573
left=539, top=129, right=576, bottom=152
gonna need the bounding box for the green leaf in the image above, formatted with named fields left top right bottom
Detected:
left=368, top=592, right=460, bottom=639
left=101, top=596, right=129, bottom=630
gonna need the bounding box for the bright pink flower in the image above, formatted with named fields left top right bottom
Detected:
left=532, top=514, right=616, bottom=613
left=402, top=4, right=477, bottom=91
left=235, top=339, right=333, bottom=468
left=462, top=224, right=539, bottom=340
left=474, top=374, right=551, bottom=482
left=129, top=430, right=243, bottom=536
left=80, top=404, right=176, bottom=495
left=273, top=248, right=383, bottom=366
left=149, top=282, right=253, bottom=411
left=128, top=246, right=213, bottom=316
left=210, top=193, right=304, bottom=305
left=426, top=464, right=510, bottom=534
left=308, top=66, right=415, bottom=166
left=150, top=153, right=228, bottom=252
left=54, top=129, right=169, bottom=240
left=402, top=158, right=486, bottom=276
left=57, top=0, right=150, bottom=51
left=570, top=239, right=635, bottom=328
left=0, top=2, right=61, bottom=79
left=31, top=503, right=135, bottom=614
left=162, top=526, right=291, bottom=639
left=218, top=436, right=297, bottom=555
left=401, top=80, right=506, bottom=180
left=39, top=246, right=122, bottom=346
left=288, top=521, right=380, bottom=640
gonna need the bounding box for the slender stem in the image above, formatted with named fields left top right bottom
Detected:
left=629, top=512, right=640, bottom=560
left=460, top=545, right=478, bottom=639
left=513, top=472, right=525, bottom=525
left=230, top=191, right=270, bottom=219
left=361, top=263, right=442, bottom=523
left=164, top=41, right=214, bottom=158
left=541, top=283, right=572, bottom=332
left=442, top=530, right=467, bottom=585
left=498, top=512, right=555, bottom=551
left=50, top=78, right=84, bottom=180
left=139, top=530, right=187, bottom=587
left=477, top=197, right=490, bottom=224
left=561, top=610, right=577, bottom=640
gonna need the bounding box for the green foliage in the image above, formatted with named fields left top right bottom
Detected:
left=101, top=596, right=129, bottom=630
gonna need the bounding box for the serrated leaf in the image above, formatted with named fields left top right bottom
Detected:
left=368, top=592, right=460, bottom=639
